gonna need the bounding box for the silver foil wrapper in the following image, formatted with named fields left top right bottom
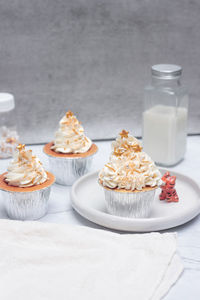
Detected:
left=104, top=187, right=157, bottom=218
left=3, top=186, right=51, bottom=220
left=47, top=155, right=95, bottom=186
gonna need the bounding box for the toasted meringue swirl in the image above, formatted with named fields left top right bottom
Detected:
left=51, top=111, right=92, bottom=154
left=5, top=144, right=47, bottom=187
left=99, top=131, right=161, bottom=191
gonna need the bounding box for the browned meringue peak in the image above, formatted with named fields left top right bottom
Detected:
left=51, top=110, right=92, bottom=154
left=99, top=131, right=162, bottom=191
left=5, top=144, right=47, bottom=187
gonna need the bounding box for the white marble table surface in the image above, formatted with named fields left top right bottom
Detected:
left=0, top=136, right=200, bottom=299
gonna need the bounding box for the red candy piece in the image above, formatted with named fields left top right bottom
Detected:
left=159, top=172, right=179, bottom=203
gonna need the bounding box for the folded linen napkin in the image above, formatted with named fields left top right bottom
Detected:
left=0, top=220, right=183, bottom=300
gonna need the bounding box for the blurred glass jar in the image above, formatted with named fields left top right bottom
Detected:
left=0, top=93, right=19, bottom=158
left=143, top=64, right=188, bottom=166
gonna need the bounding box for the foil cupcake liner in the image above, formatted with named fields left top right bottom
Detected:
left=47, top=155, right=95, bottom=186
left=104, top=187, right=157, bottom=218
left=2, top=186, right=51, bottom=220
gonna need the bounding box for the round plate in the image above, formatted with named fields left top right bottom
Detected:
left=71, top=169, right=200, bottom=232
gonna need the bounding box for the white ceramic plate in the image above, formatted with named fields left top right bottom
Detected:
left=71, top=168, right=200, bottom=232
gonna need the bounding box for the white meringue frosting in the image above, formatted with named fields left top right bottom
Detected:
left=51, top=111, right=92, bottom=154
left=99, top=130, right=162, bottom=191
left=5, top=144, right=48, bottom=187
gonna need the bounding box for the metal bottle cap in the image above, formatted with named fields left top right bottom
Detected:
left=0, top=93, right=15, bottom=112
left=151, top=64, right=182, bottom=79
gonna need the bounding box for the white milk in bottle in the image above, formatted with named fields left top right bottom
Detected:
left=143, top=65, right=188, bottom=166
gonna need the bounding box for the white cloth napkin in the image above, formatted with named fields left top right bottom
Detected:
left=0, top=220, right=183, bottom=300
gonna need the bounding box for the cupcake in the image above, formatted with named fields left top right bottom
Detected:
left=0, top=144, right=55, bottom=220
left=43, top=111, right=98, bottom=185
left=99, top=130, right=162, bottom=218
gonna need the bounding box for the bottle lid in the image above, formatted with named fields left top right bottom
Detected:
left=0, top=93, right=15, bottom=112
left=151, top=64, right=182, bottom=79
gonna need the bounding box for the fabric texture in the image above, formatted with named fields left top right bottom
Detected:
left=0, top=220, right=183, bottom=300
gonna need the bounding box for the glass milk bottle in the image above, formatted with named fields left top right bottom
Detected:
left=0, top=93, right=19, bottom=158
left=143, top=64, right=188, bottom=166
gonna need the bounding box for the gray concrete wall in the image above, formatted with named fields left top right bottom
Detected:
left=0, top=0, right=199, bottom=143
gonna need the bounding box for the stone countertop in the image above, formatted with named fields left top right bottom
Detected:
left=0, top=136, right=200, bottom=299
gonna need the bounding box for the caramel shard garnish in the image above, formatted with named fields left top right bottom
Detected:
left=105, top=164, right=115, bottom=172
left=113, top=149, right=123, bottom=156
left=126, top=162, right=142, bottom=174
left=130, top=155, right=136, bottom=160
left=132, top=144, right=142, bottom=152
left=17, top=144, right=25, bottom=151
left=133, top=169, right=141, bottom=173
left=127, top=167, right=141, bottom=174
left=73, top=128, right=78, bottom=135
left=66, top=110, right=74, bottom=118
left=124, top=143, right=129, bottom=149
left=119, top=130, right=129, bottom=139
